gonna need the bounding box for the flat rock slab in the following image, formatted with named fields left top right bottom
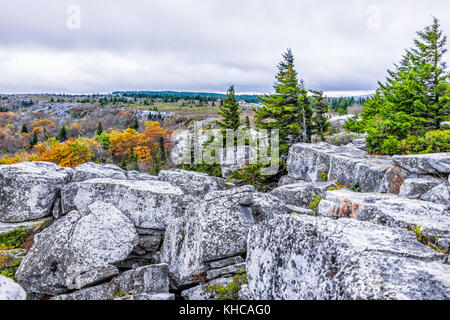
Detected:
left=246, top=214, right=450, bottom=300
left=61, top=178, right=184, bottom=230
left=0, top=217, right=53, bottom=235
left=15, top=201, right=138, bottom=295
left=318, top=190, right=450, bottom=247
left=161, top=185, right=287, bottom=288
left=0, top=162, right=72, bottom=222
left=392, top=153, right=450, bottom=175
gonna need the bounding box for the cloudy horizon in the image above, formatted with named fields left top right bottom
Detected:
left=0, top=0, right=449, bottom=95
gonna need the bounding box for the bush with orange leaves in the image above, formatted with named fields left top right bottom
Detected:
left=32, top=137, right=99, bottom=168
left=109, top=121, right=172, bottom=165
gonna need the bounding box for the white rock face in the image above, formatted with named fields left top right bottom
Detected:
left=0, top=275, right=27, bottom=300
left=246, top=214, right=450, bottom=300
left=158, top=170, right=232, bottom=196
left=71, top=162, right=127, bottom=182
left=0, top=162, right=72, bottom=222
left=270, top=181, right=335, bottom=208
left=161, top=185, right=287, bottom=288
left=286, top=143, right=413, bottom=193
left=15, top=201, right=138, bottom=295
left=61, top=178, right=184, bottom=230
left=318, top=190, right=450, bottom=247
left=392, top=153, right=450, bottom=174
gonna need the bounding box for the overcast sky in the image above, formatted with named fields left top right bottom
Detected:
left=0, top=0, right=449, bottom=95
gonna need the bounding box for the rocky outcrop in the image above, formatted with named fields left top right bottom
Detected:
left=15, top=201, right=138, bottom=295
left=0, top=162, right=72, bottom=222
left=61, top=178, right=184, bottom=230
left=161, top=186, right=286, bottom=288
left=392, top=153, right=450, bottom=175
left=158, top=170, right=233, bottom=197
left=318, top=190, right=450, bottom=249
left=421, top=183, right=450, bottom=209
left=0, top=275, right=27, bottom=300
left=246, top=214, right=450, bottom=300
left=286, top=143, right=413, bottom=193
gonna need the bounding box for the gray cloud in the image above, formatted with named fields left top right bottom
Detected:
left=0, top=0, right=449, bottom=94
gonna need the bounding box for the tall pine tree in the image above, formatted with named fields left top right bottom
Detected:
left=215, top=86, right=242, bottom=130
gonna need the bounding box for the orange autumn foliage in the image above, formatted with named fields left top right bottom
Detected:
left=35, top=137, right=99, bottom=168
left=109, top=121, right=171, bottom=163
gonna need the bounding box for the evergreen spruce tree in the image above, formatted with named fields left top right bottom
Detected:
left=215, top=86, right=242, bottom=130
left=30, top=130, right=38, bottom=147
left=21, top=123, right=28, bottom=134
left=96, top=122, right=103, bottom=136
left=310, top=90, right=330, bottom=140
left=356, top=17, right=449, bottom=154
left=254, top=48, right=311, bottom=154
left=58, top=125, right=68, bottom=142
left=130, top=117, right=139, bottom=130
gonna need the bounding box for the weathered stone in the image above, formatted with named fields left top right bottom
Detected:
left=74, top=265, right=119, bottom=289
left=71, top=162, right=127, bottom=182
left=271, top=181, right=335, bottom=208
left=15, top=201, right=138, bottom=295
left=246, top=214, right=449, bottom=300
left=220, top=146, right=258, bottom=178
left=392, top=153, right=450, bottom=175
left=161, top=186, right=287, bottom=288
left=0, top=162, right=72, bottom=222
left=318, top=190, right=450, bottom=248
left=158, top=169, right=231, bottom=196
left=421, top=183, right=450, bottom=209
left=278, top=175, right=303, bottom=187
left=399, top=177, right=442, bottom=199
left=0, top=275, right=27, bottom=300
left=286, top=143, right=412, bottom=193
left=135, top=235, right=162, bottom=254
left=61, top=178, right=184, bottom=230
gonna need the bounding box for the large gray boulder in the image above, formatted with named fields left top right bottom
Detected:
left=318, top=190, right=450, bottom=249
left=161, top=185, right=286, bottom=288
left=158, top=170, right=232, bottom=196
left=71, top=162, right=127, bottom=182
left=286, top=143, right=412, bottom=193
left=61, top=178, right=184, bottom=230
left=392, top=153, right=450, bottom=175
left=15, top=201, right=138, bottom=295
left=0, top=275, right=27, bottom=300
left=0, top=162, right=72, bottom=222
left=246, top=214, right=450, bottom=300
